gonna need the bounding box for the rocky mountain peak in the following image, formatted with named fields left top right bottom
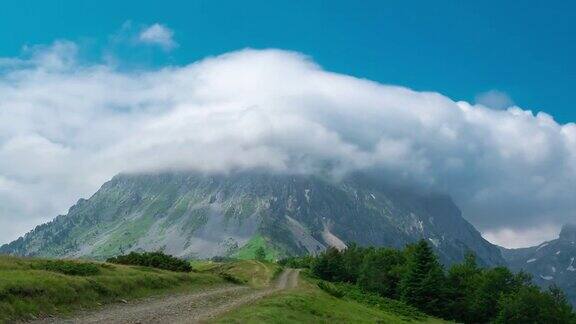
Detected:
left=0, top=171, right=504, bottom=267
left=559, top=223, right=576, bottom=242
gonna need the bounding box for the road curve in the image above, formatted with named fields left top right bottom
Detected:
left=32, top=268, right=298, bottom=324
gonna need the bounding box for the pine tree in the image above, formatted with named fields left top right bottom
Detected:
left=495, top=285, right=576, bottom=323
left=400, top=239, right=447, bottom=316
left=311, top=247, right=345, bottom=281
left=446, top=252, right=481, bottom=322
left=254, top=246, right=266, bottom=262
left=340, top=243, right=365, bottom=282
left=358, top=247, right=405, bottom=298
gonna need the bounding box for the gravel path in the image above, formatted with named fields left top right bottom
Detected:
left=32, top=269, right=298, bottom=324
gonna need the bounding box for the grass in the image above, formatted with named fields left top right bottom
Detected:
left=1, top=255, right=452, bottom=323
left=212, top=273, right=450, bottom=324
left=199, top=259, right=281, bottom=288
left=231, top=235, right=280, bottom=262
left=0, top=255, right=226, bottom=323
left=88, top=212, right=156, bottom=258
left=190, top=259, right=222, bottom=272
left=326, top=281, right=431, bottom=321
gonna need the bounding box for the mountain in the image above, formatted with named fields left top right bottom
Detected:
left=0, top=171, right=504, bottom=266
left=501, top=224, right=576, bottom=306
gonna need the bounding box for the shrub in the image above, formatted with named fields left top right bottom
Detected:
left=278, top=255, right=313, bottom=268
left=273, top=265, right=284, bottom=278
left=211, top=256, right=236, bottom=262
left=219, top=272, right=246, bottom=284
left=317, top=281, right=344, bottom=298
left=107, top=251, right=192, bottom=272
left=254, top=247, right=266, bottom=262
left=332, top=282, right=426, bottom=321
left=35, top=260, right=100, bottom=276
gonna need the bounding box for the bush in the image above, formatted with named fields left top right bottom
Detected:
left=278, top=255, right=313, bottom=268
left=332, top=282, right=427, bottom=321
left=35, top=260, right=100, bottom=276
left=254, top=247, right=267, bottom=262
left=107, top=251, right=192, bottom=272
left=273, top=265, right=284, bottom=279
left=317, top=281, right=344, bottom=298
left=219, top=272, right=246, bottom=284
left=211, top=256, right=236, bottom=262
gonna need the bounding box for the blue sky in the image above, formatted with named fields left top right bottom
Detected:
left=1, top=0, right=574, bottom=123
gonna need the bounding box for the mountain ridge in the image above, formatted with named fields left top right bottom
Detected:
left=501, top=223, right=576, bottom=306
left=1, top=171, right=505, bottom=267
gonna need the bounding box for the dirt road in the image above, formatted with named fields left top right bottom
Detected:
left=33, top=268, right=299, bottom=324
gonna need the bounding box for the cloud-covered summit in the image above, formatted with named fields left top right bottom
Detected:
left=0, top=42, right=574, bottom=248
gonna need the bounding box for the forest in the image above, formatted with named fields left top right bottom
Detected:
left=280, top=240, right=576, bottom=323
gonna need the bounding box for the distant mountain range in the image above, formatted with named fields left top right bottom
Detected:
left=0, top=171, right=505, bottom=267
left=501, top=224, right=576, bottom=306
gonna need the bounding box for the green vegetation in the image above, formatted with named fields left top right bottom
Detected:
left=0, top=255, right=224, bottom=322
left=329, top=282, right=429, bottom=321
left=316, top=280, right=344, bottom=298
left=33, top=260, right=101, bottom=276
left=400, top=241, right=446, bottom=317
left=212, top=274, right=446, bottom=323
left=107, top=251, right=192, bottom=272
left=231, top=235, right=279, bottom=262
left=290, top=240, right=576, bottom=323
left=255, top=247, right=266, bottom=262
left=89, top=213, right=156, bottom=258
left=190, top=259, right=222, bottom=272
left=202, top=259, right=281, bottom=288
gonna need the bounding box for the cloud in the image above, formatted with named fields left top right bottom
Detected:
left=0, top=42, right=575, bottom=247
left=475, top=90, right=514, bottom=110
left=482, top=225, right=561, bottom=248
left=138, top=23, right=178, bottom=50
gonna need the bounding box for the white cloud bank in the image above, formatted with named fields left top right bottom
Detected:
left=138, top=23, right=178, bottom=50
left=0, top=43, right=575, bottom=248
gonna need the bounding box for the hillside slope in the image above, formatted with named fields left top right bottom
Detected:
left=1, top=172, right=504, bottom=266
left=0, top=255, right=225, bottom=322
left=211, top=273, right=449, bottom=324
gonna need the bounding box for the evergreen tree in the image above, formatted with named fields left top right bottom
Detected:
left=302, top=240, right=576, bottom=322
left=495, top=285, right=576, bottom=323
left=358, top=247, right=405, bottom=298
left=340, top=243, right=366, bottom=283
left=446, top=252, right=482, bottom=322
left=400, top=239, right=447, bottom=317
left=311, top=247, right=345, bottom=281
left=254, top=246, right=267, bottom=262
left=468, top=267, right=528, bottom=322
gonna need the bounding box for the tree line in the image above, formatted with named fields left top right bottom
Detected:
left=280, top=240, right=575, bottom=323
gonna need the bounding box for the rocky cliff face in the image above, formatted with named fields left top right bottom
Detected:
left=502, top=224, right=576, bottom=306
left=1, top=172, right=504, bottom=266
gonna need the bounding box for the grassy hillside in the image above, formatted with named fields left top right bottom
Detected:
left=231, top=235, right=280, bottom=261
left=195, top=259, right=281, bottom=288
left=1, top=255, right=449, bottom=323
left=211, top=274, right=448, bottom=323
left=0, top=255, right=224, bottom=322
